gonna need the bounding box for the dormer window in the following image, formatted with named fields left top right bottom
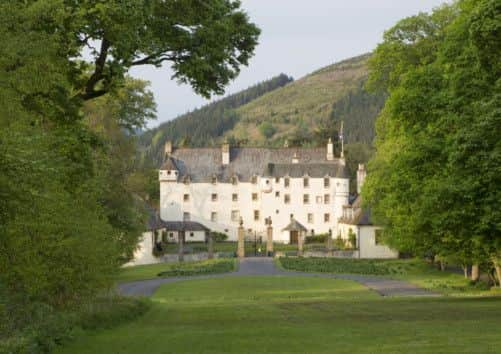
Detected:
left=211, top=175, right=217, bottom=185
left=183, top=176, right=191, bottom=185
left=324, top=177, right=330, bottom=188
left=251, top=175, right=257, bottom=184
left=231, top=175, right=238, bottom=185
left=303, top=177, right=309, bottom=188
left=284, top=177, right=290, bottom=188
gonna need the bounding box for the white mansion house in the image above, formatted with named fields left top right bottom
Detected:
left=159, top=140, right=350, bottom=243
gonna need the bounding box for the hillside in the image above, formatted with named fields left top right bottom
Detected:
left=137, top=74, right=293, bottom=166
left=228, top=53, right=377, bottom=146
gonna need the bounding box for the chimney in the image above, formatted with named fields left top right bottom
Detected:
left=222, top=143, right=230, bottom=165
left=357, top=164, right=366, bottom=194
left=326, top=138, right=334, bottom=161
left=164, top=141, right=172, bottom=156
left=292, top=152, right=299, bottom=164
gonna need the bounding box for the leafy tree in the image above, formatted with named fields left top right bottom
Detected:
left=259, top=121, right=277, bottom=139
left=364, top=0, right=501, bottom=285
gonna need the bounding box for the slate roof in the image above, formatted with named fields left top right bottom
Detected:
left=163, top=221, right=210, bottom=232
left=161, top=147, right=347, bottom=182
left=145, top=207, right=210, bottom=231
left=160, top=156, right=178, bottom=170
left=282, top=218, right=308, bottom=232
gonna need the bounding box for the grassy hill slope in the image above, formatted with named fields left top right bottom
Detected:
left=228, top=53, right=374, bottom=146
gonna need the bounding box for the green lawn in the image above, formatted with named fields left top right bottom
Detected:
left=116, top=259, right=236, bottom=283
left=278, top=257, right=501, bottom=296
left=56, top=276, right=501, bottom=354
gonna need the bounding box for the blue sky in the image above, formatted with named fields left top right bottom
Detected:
left=131, top=0, right=450, bottom=128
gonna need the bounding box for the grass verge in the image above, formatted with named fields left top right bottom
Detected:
left=278, top=257, right=500, bottom=296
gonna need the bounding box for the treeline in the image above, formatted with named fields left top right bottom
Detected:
left=138, top=73, right=293, bottom=166
left=364, top=0, right=501, bottom=286
left=329, top=79, right=386, bottom=145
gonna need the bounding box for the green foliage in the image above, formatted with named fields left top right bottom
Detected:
left=258, top=121, right=277, bottom=139
left=305, top=233, right=328, bottom=244
left=364, top=0, right=501, bottom=282
left=348, top=229, right=357, bottom=249
left=156, top=259, right=236, bottom=277
left=333, top=235, right=346, bottom=250
left=211, top=231, right=229, bottom=242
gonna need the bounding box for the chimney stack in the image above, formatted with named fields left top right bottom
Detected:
left=326, top=138, right=334, bottom=161
left=164, top=141, right=172, bottom=156
left=222, top=143, right=230, bottom=165
left=357, top=164, right=366, bottom=194
left=292, top=152, right=299, bottom=164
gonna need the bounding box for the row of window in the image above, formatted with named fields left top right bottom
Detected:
left=206, top=211, right=331, bottom=223
left=183, top=193, right=331, bottom=204
left=197, top=176, right=332, bottom=188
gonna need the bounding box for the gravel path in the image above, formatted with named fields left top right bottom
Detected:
left=118, top=257, right=438, bottom=297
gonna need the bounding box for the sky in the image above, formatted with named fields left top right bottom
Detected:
left=130, top=0, right=449, bottom=128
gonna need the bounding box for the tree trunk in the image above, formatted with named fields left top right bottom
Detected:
left=440, top=260, right=446, bottom=271
left=494, top=262, right=501, bottom=288
left=471, top=264, right=479, bottom=282
left=178, top=231, right=184, bottom=262
left=462, top=264, right=468, bottom=279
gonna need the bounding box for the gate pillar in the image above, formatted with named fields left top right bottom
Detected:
left=266, top=217, right=273, bottom=256
left=237, top=218, right=245, bottom=258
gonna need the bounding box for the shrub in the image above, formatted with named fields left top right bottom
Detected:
left=211, top=231, right=229, bottom=242
left=305, top=233, right=328, bottom=244
left=333, top=235, right=346, bottom=250
left=157, top=259, right=235, bottom=277
left=348, top=229, right=357, bottom=249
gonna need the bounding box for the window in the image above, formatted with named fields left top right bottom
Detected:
left=275, top=191, right=280, bottom=197
left=252, top=193, right=258, bottom=201
left=189, top=232, right=194, bottom=237
left=211, top=212, right=217, bottom=222
left=303, top=194, right=310, bottom=204
left=324, top=194, right=330, bottom=204
left=232, top=193, right=238, bottom=202
left=324, top=213, right=330, bottom=222
left=183, top=194, right=189, bottom=202
left=251, top=175, right=257, bottom=184
left=284, top=194, right=291, bottom=204
left=183, top=212, right=190, bottom=221
left=231, top=176, right=238, bottom=185
left=284, top=177, right=290, bottom=188
left=183, top=176, right=190, bottom=185
left=231, top=210, right=240, bottom=222
left=316, top=196, right=323, bottom=204
left=275, top=177, right=280, bottom=183
left=254, top=210, right=260, bottom=221
left=211, top=193, right=218, bottom=202
left=324, top=177, right=330, bottom=188
left=212, top=175, right=217, bottom=184
left=307, top=213, right=314, bottom=223
left=375, top=229, right=384, bottom=245
left=169, top=232, right=174, bottom=238
left=303, top=177, right=309, bottom=187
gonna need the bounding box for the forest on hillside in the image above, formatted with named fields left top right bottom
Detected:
left=137, top=74, right=293, bottom=166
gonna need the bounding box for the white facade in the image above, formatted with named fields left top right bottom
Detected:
left=338, top=223, right=398, bottom=259
left=123, top=231, right=162, bottom=267
left=160, top=175, right=349, bottom=243
left=159, top=144, right=349, bottom=243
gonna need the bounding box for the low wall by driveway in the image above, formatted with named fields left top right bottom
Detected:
left=273, top=250, right=359, bottom=258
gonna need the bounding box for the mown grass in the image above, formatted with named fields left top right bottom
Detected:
left=55, top=277, right=501, bottom=354
left=116, top=259, right=237, bottom=283
left=278, top=257, right=500, bottom=296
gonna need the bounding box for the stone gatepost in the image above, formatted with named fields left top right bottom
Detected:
left=178, top=231, right=185, bottom=262
left=326, top=229, right=333, bottom=256
left=297, top=231, right=304, bottom=256
left=207, top=231, right=214, bottom=259
left=266, top=217, right=273, bottom=256
left=237, top=218, right=245, bottom=258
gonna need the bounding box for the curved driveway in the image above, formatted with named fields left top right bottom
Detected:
left=118, top=257, right=438, bottom=297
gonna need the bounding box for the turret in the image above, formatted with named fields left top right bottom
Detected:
left=159, top=156, right=178, bottom=182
